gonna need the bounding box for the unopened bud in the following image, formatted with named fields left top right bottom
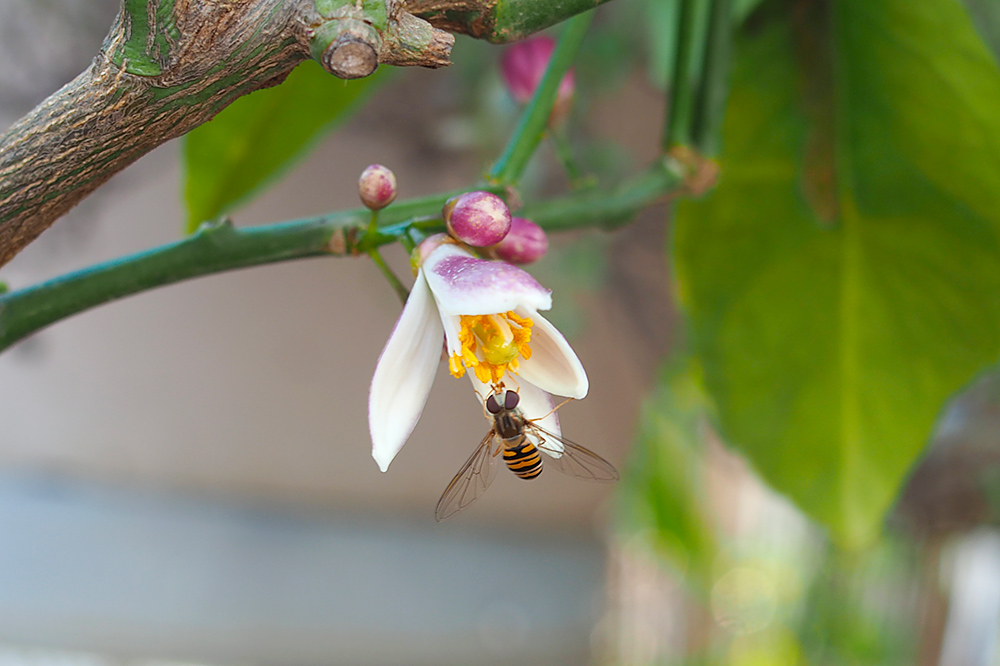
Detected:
left=493, top=217, right=548, bottom=264
left=500, top=36, right=575, bottom=124
left=358, top=164, right=397, bottom=210
left=443, top=191, right=511, bottom=247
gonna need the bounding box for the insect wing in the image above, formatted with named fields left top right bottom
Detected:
left=435, top=430, right=502, bottom=521
left=531, top=423, right=619, bottom=482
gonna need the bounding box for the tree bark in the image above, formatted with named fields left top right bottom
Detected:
left=0, top=0, right=311, bottom=267
left=0, top=0, right=314, bottom=267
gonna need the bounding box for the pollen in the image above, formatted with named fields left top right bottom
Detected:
left=448, top=311, right=534, bottom=385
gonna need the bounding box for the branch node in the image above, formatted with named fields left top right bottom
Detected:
left=667, top=146, right=719, bottom=198
left=315, top=19, right=383, bottom=79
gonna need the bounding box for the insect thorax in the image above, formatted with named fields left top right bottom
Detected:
left=494, top=409, right=526, bottom=440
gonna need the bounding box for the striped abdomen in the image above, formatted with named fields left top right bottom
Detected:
left=503, top=438, right=543, bottom=479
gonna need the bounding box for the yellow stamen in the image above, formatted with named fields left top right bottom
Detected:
left=474, top=363, right=492, bottom=383
left=448, top=311, right=534, bottom=385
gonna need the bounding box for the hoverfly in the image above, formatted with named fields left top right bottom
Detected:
left=435, top=388, right=619, bottom=521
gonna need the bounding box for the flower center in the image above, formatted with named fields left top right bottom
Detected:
left=448, top=311, right=533, bottom=385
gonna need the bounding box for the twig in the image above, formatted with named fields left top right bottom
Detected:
left=0, top=161, right=683, bottom=353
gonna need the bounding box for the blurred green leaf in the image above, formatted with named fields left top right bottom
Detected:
left=797, top=539, right=917, bottom=664
left=182, top=61, right=384, bottom=232
left=734, top=0, right=765, bottom=21
left=674, top=0, right=1000, bottom=547
left=620, top=359, right=716, bottom=582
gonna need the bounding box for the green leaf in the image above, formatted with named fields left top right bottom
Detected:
left=182, top=61, right=384, bottom=232
left=674, top=0, right=1000, bottom=547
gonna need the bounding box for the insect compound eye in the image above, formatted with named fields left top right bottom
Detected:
left=504, top=390, right=520, bottom=410
left=486, top=394, right=502, bottom=414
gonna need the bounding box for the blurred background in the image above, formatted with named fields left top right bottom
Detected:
left=3, top=0, right=1000, bottom=664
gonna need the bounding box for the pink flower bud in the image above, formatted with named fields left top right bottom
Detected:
left=500, top=36, right=575, bottom=124
left=443, top=191, right=511, bottom=247
left=493, top=217, right=548, bottom=264
left=358, top=164, right=397, bottom=210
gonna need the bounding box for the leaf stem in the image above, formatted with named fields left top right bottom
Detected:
left=487, top=11, right=595, bottom=185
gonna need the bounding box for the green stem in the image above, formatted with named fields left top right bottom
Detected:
left=521, top=157, right=684, bottom=230
left=0, top=163, right=682, bottom=354
left=663, top=0, right=699, bottom=150
left=368, top=248, right=410, bottom=303
left=691, top=0, right=733, bottom=155
left=488, top=11, right=594, bottom=185
left=366, top=209, right=380, bottom=237
left=399, top=229, right=418, bottom=254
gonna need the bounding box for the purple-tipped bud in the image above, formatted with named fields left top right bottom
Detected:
left=500, top=36, right=575, bottom=124
left=443, top=191, right=512, bottom=247
left=493, top=217, right=548, bottom=264
left=358, top=164, right=397, bottom=210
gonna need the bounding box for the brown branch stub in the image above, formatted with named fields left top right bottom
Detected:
left=309, top=1, right=454, bottom=75
left=321, top=19, right=383, bottom=78
left=403, top=0, right=497, bottom=40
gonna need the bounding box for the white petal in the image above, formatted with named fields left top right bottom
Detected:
left=515, top=380, right=563, bottom=446
left=467, top=376, right=562, bottom=450
left=514, top=309, right=589, bottom=399
left=369, top=272, right=444, bottom=472
left=423, top=244, right=552, bottom=316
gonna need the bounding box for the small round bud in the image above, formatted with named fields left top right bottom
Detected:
left=358, top=164, right=397, bottom=210
left=493, top=217, right=548, bottom=264
left=443, top=191, right=511, bottom=247
left=500, top=36, right=575, bottom=124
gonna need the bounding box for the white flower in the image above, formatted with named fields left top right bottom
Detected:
left=368, top=239, right=588, bottom=471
